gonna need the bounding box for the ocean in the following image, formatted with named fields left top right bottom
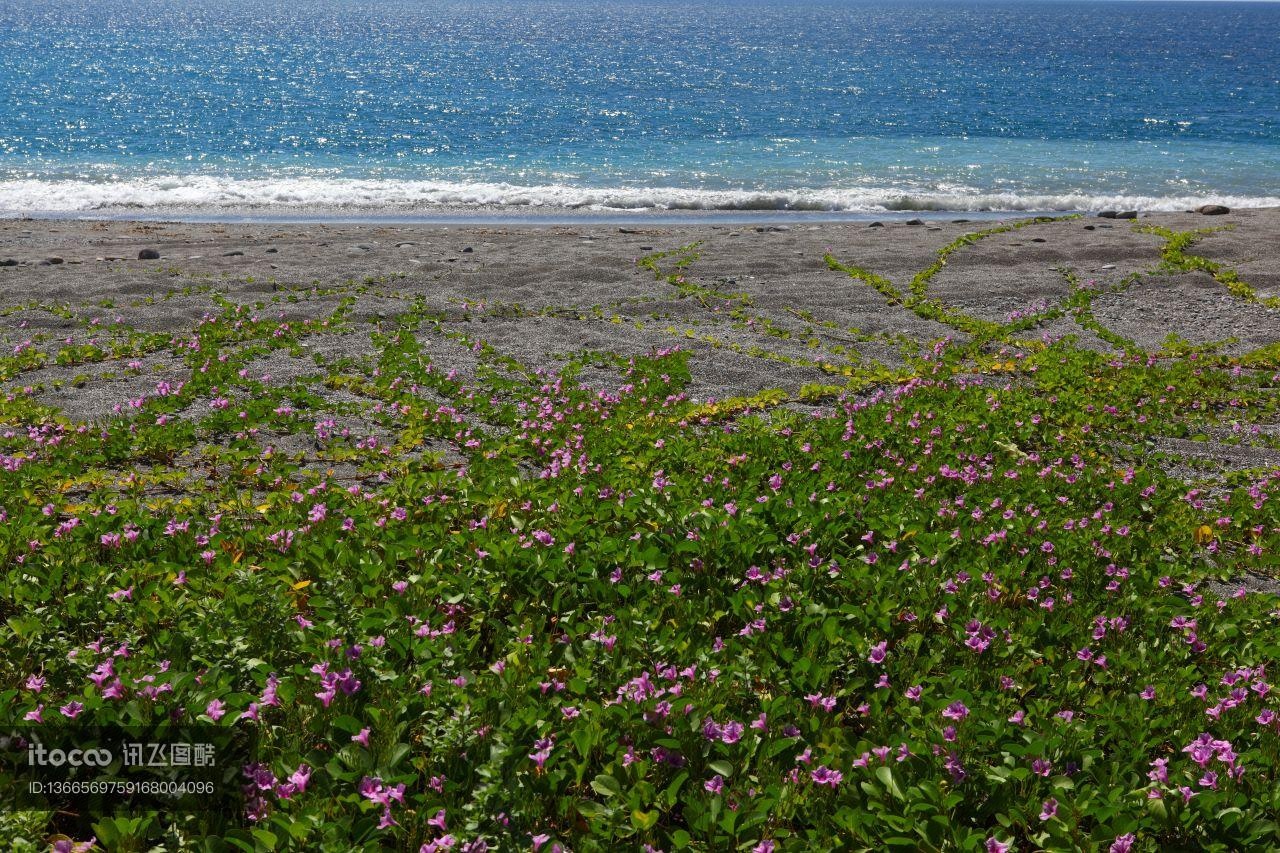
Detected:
left=1, top=0, right=1278, bottom=219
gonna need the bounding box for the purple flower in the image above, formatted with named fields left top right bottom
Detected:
left=289, top=764, right=311, bottom=794
left=810, top=766, right=843, bottom=787
left=1109, top=834, right=1136, bottom=853
left=868, top=641, right=888, bottom=665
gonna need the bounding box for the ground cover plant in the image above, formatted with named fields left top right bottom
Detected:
left=2, top=220, right=1280, bottom=851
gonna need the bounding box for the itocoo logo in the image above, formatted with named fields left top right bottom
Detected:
left=27, top=743, right=112, bottom=767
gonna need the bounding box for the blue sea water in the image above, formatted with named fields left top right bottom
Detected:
left=0, top=0, right=1277, bottom=217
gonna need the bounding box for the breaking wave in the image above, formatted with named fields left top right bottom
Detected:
left=0, top=176, right=1274, bottom=216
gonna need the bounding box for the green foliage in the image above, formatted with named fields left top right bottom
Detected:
left=0, top=227, right=1278, bottom=852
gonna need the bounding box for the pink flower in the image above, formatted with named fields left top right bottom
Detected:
left=704, top=775, right=725, bottom=795
left=942, top=701, right=969, bottom=721
left=205, top=699, right=227, bottom=721
left=60, top=701, right=84, bottom=719
left=1040, top=798, right=1058, bottom=821
left=352, top=727, right=371, bottom=747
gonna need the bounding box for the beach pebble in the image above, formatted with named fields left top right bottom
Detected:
left=45, top=256, right=64, bottom=265
left=1031, top=237, right=1046, bottom=243
left=396, top=242, right=416, bottom=248
left=755, top=225, right=790, bottom=232
left=1116, top=211, right=1138, bottom=219
left=868, top=222, right=884, bottom=228
left=265, top=247, right=278, bottom=253
left=952, top=219, right=970, bottom=224
left=137, top=248, right=160, bottom=260
left=618, top=228, right=641, bottom=234
left=905, top=218, right=924, bottom=225
left=462, top=246, right=473, bottom=253
left=1198, top=204, right=1230, bottom=215
left=1097, top=211, right=1118, bottom=219
left=0, top=258, right=17, bottom=266
left=223, top=250, right=245, bottom=257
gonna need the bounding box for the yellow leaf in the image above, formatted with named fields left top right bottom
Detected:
left=291, top=579, right=312, bottom=591
left=1193, top=525, right=1214, bottom=546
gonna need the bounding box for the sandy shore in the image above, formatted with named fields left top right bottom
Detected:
left=1, top=208, right=1278, bottom=412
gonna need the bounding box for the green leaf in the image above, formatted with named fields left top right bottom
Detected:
left=708, top=760, right=734, bottom=778
left=876, top=766, right=904, bottom=800
left=251, top=829, right=278, bottom=850
left=591, top=774, right=622, bottom=799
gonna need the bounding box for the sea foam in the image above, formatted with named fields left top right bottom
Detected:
left=0, top=177, right=1275, bottom=217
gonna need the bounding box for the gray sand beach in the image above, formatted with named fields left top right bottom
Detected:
left=2, top=208, right=1278, bottom=429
